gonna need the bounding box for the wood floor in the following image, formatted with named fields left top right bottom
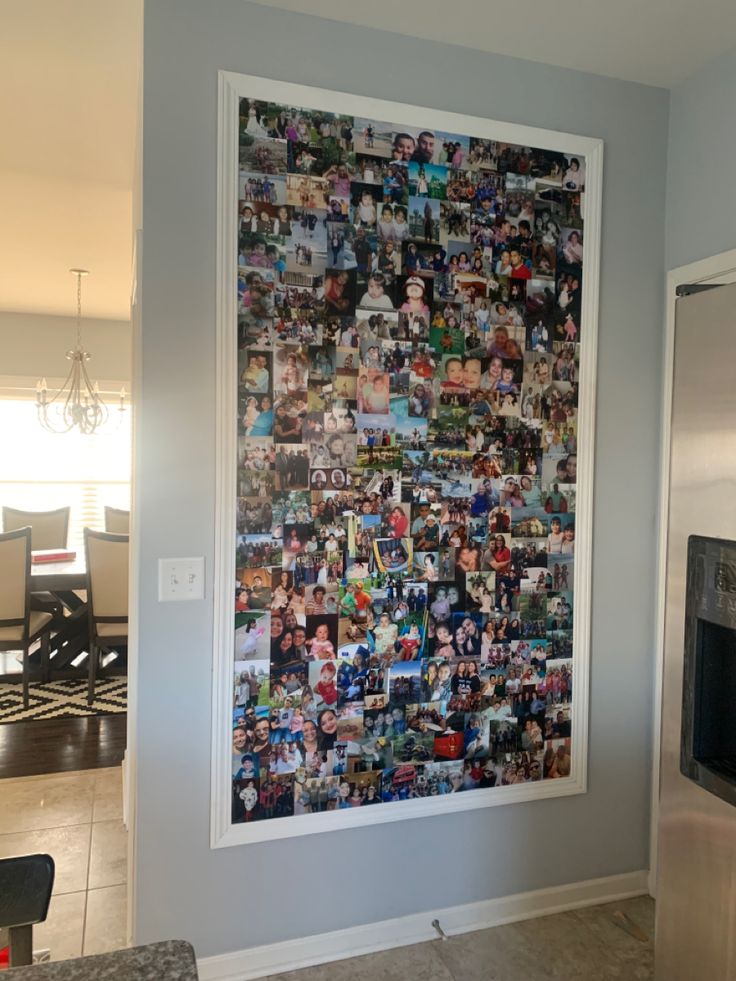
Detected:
left=0, top=714, right=127, bottom=779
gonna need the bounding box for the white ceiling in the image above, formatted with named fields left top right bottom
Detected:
left=0, top=0, right=141, bottom=321
left=254, top=0, right=736, bottom=88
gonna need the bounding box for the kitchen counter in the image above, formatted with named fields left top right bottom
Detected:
left=4, top=941, right=199, bottom=979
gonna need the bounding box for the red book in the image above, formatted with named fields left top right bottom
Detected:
left=31, top=549, right=77, bottom=564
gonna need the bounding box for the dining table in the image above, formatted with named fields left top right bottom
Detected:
left=28, top=555, right=90, bottom=676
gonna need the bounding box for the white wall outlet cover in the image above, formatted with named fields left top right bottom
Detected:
left=158, top=557, right=205, bottom=601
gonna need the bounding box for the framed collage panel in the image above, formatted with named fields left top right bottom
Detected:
left=213, top=71, right=603, bottom=846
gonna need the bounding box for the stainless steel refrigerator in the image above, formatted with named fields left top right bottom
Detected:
left=656, top=281, right=736, bottom=980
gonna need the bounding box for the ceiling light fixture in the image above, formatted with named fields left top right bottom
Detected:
left=36, top=269, right=126, bottom=434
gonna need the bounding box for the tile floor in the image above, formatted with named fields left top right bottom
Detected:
left=0, top=767, right=128, bottom=960
left=266, top=895, right=655, bottom=981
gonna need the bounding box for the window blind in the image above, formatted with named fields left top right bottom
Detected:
left=0, top=399, right=131, bottom=547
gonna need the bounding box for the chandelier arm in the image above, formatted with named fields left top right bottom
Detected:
left=79, top=358, right=109, bottom=422
left=37, top=359, right=78, bottom=433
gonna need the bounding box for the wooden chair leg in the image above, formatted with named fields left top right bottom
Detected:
left=40, top=633, right=51, bottom=684
left=22, top=643, right=30, bottom=710
left=88, top=641, right=98, bottom=705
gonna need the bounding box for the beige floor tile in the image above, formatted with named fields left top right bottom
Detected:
left=83, top=884, right=128, bottom=956
left=568, top=899, right=654, bottom=979
left=34, top=890, right=86, bottom=961
left=435, top=920, right=561, bottom=981
left=0, top=772, right=95, bottom=834
left=92, top=768, right=124, bottom=822
left=88, top=819, right=127, bottom=890
left=273, top=943, right=454, bottom=981
left=0, top=824, right=91, bottom=896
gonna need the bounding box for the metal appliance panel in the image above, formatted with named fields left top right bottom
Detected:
left=655, top=283, right=736, bottom=980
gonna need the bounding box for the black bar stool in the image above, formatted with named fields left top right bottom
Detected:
left=0, top=854, right=55, bottom=967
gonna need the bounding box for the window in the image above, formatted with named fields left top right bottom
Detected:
left=0, top=399, right=131, bottom=550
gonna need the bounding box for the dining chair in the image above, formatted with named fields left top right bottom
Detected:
left=84, top=529, right=129, bottom=704
left=2, top=507, right=71, bottom=617
left=2, top=507, right=70, bottom=551
left=0, top=528, right=54, bottom=709
left=103, top=506, right=130, bottom=534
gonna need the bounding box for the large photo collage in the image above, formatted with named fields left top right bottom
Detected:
left=232, top=95, right=583, bottom=824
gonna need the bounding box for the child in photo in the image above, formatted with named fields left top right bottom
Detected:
left=357, top=189, right=377, bottom=227
left=432, top=662, right=453, bottom=701
left=393, top=206, right=410, bottom=241
left=378, top=205, right=396, bottom=240
left=241, top=354, right=270, bottom=392
left=547, top=516, right=564, bottom=554
left=397, top=621, right=423, bottom=660
left=289, top=707, right=304, bottom=742
left=240, top=271, right=274, bottom=320
left=433, top=624, right=455, bottom=660
left=373, top=612, right=399, bottom=658
left=307, top=623, right=336, bottom=659
left=243, top=235, right=273, bottom=268
left=358, top=272, right=394, bottom=310
left=234, top=753, right=259, bottom=781
left=357, top=371, right=390, bottom=414
left=301, top=688, right=318, bottom=722
left=277, top=700, right=294, bottom=742
left=314, top=662, right=338, bottom=705
left=563, top=157, right=584, bottom=190
left=409, top=383, right=430, bottom=417
left=441, top=357, right=466, bottom=391
left=495, top=365, right=519, bottom=395
left=561, top=522, right=575, bottom=554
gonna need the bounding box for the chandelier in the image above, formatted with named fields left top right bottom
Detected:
left=36, top=269, right=126, bottom=435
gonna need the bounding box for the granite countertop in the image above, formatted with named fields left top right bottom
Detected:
left=3, top=940, right=199, bottom=980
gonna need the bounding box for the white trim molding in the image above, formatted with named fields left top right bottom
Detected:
left=213, top=70, right=605, bottom=847
left=198, top=869, right=647, bottom=980
left=648, top=248, right=736, bottom=898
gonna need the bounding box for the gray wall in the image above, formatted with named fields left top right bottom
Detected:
left=138, top=0, right=668, bottom=956
left=665, top=45, right=736, bottom=270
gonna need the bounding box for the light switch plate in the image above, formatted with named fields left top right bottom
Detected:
left=158, top=557, right=205, bottom=601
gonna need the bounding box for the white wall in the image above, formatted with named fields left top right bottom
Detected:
left=137, top=0, right=669, bottom=957
left=0, top=311, right=131, bottom=387
left=666, top=45, right=736, bottom=270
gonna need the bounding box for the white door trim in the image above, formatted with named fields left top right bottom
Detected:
left=648, top=247, right=736, bottom=898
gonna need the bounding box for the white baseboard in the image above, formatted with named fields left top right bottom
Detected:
left=197, top=869, right=649, bottom=981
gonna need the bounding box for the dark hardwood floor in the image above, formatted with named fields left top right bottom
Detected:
left=0, top=714, right=127, bottom=779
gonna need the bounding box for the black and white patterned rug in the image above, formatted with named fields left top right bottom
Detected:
left=0, top=678, right=127, bottom=723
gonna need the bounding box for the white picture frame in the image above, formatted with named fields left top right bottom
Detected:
left=212, top=69, right=603, bottom=847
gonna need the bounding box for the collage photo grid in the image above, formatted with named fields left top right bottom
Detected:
left=232, top=95, right=583, bottom=824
